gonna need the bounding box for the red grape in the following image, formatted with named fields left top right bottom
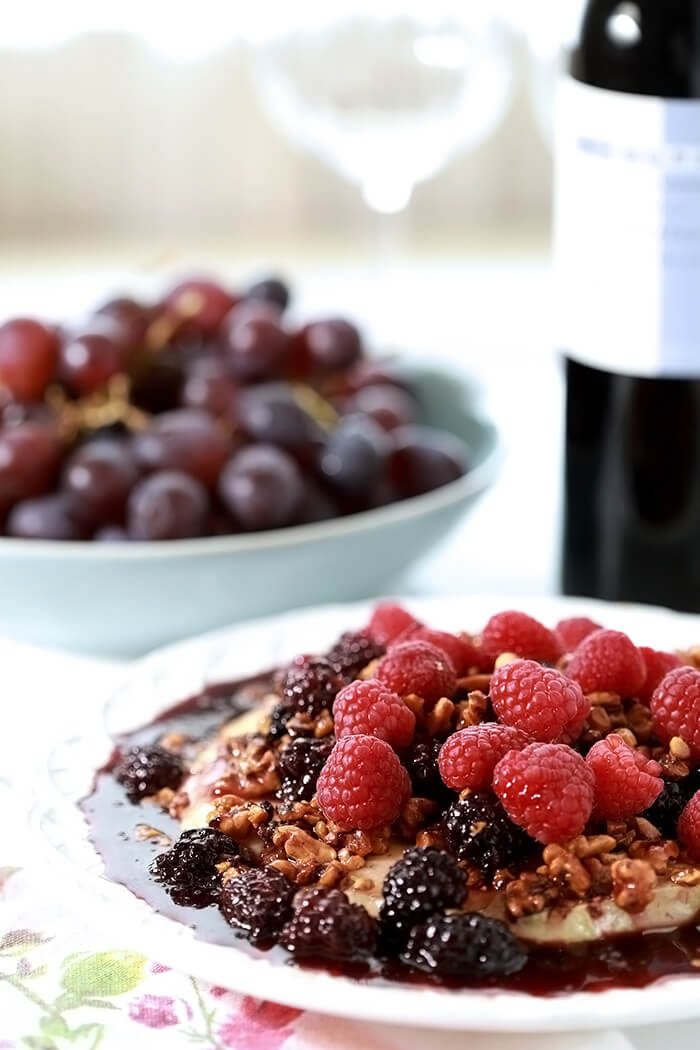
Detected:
left=62, top=440, right=139, bottom=524
left=0, top=422, right=62, bottom=505
left=181, top=356, right=239, bottom=419
left=127, top=470, right=209, bottom=540
left=132, top=409, right=230, bottom=489
left=0, top=318, right=59, bottom=400
left=6, top=493, right=87, bottom=540
left=94, top=524, right=129, bottom=542
left=218, top=445, right=303, bottom=530
left=389, top=425, right=467, bottom=497
left=346, top=384, right=417, bottom=430
left=221, top=303, right=290, bottom=381
left=238, top=383, right=324, bottom=457
left=297, top=318, right=362, bottom=372
left=59, top=332, right=124, bottom=395
left=161, top=278, right=237, bottom=338
left=94, top=297, right=152, bottom=350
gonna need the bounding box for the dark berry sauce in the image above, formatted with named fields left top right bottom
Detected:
left=80, top=676, right=700, bottom=996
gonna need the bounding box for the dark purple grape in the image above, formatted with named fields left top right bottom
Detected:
left=348, top=384, right=417, bottom=431
left=298, top=319, right=362, bottom=372
left=238, top=384, right=324, bottom=455
left=297, top=480, right=338, bottom=524
left=0, top=318, right=59, bottom=401
left=129, top=351, right=184, bottom=414
left=94, top=524, right=129, bottom=542
left=181, top=356, right=239, bottom=419
left=132, top=410, right=230, bottom=489
left=218, top=445, right=303, bottom=530
left=127, top=470, right=209, bottom=540
left=7, top=493, right=87, bottom=540
left=0, top=423, right=62, bottom=506
left=318, top=415, right=389, bottom=494
left=62, top=440, right=139, bottom=524
left=245, top=275, right=290, bottom=312
left=389, top=425, right=467, bottom=497
left=59, top=332, right=124, bottom=395
left=161, top=278, right=237, bottom=338
left=221, top=303, right=290, bottom=381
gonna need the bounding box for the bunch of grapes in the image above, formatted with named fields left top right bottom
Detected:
left=0, top=275, right=468, bottom=541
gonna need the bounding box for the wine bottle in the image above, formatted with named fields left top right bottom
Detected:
left=556, top=0, right=700, bottom=610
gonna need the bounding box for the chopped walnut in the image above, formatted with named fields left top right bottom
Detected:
left=208, top=796, right=262, bottom=841
left=567, top=834, right=617, bottom=859
left=670, top=867, right=700, bottom=887
left=273, top=825, right=337, bottom=868
left=612, top=728, right=637, bottom=748
left=541, top=844, right=592, bottom=896
left=159, top=731, right=188, bottom=753
left=626, top=703, right=653, bottom=744
left=587, top=690, right=622, bottom=708
left=313, top=711, right=334, bottom=739
left=219, top=735, right=280, bottom=798
left=416, top=825, right=448, bottom=850
left=611, top=858, right=657, bottom=913
left=403, top=693, right=425, bottom=720
left=426, top=697, right=455, bottom=736
left=458, top=673, right=492, bottom=693
left=455, top=689, right=489, bottom=729
left=134, top=824, right=171, bottom=847
left=658, top=752, right=690, bottom=781
left=494, top=652, right=519, bottom=670
left=634, top=817, right=662, bottom=841
left=505, top=874, right=555, bottom=918
left=398, top=797, right=439, bottom=839
left=629, top=838, right=679, bottom=874
left=153, top=787, right=176, bottom=810
left=586, top=707, right=612, bottom=734
left=670, top=736, right=691, bottom=760
left=359, top=658, right=380, bottom=680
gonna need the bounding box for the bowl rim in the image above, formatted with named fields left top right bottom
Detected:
left=0, top=367, right=501, bottom=561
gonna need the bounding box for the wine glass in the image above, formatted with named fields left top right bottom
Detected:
left=248, top=4, right=515, bottom=215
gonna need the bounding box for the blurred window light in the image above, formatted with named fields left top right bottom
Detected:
left=2, top=0, right=587, bottom=58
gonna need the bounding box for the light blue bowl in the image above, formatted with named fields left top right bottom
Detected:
left=0, top=365, right=500, bottom=656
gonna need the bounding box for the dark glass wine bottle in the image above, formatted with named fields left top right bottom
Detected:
left=557, top=0, right=700, bottom=610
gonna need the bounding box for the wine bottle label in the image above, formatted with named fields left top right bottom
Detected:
left=554, top=75, right=700, bottom=377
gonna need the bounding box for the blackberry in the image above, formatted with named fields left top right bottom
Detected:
left=277, top=736, right=334, bottom=803
left=280, top=887, right=378, bottom=963
left=443, top=793, right=533, bottom=880
left=403, top=735, right=450, bottom=802
left=266, top=702, right=290, bottom=742
left=220, top=867, right=294, bottom=941
left=379, top=847, right=466, bottom=951
left=401, top=913, right=527, bottom=978
left=113, top=744, right=184, bottom=801
left=279, top=657, right=343, bottom=719
left=325, top=631, right=384, bottom=682
left=150, top=828, right=238, bottom=907
left=642, top=779, right=687, bottom=837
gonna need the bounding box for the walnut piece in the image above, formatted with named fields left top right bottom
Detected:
left=611, top=858, right=657, bottom=913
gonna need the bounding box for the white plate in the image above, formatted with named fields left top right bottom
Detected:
left=36, top=594, right=700, bottom=1032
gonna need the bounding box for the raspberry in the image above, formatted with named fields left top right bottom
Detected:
left=374, top=641, right=456, bottom=705
left=366, top=602, right=420, bottom=645
left=379, top=847, right=466, bottom=949
left=638, top=647, right=684, bottom=705
left=149, top=829, right=238, bottom=907
left=113, top=744, right=184, bottom=801
left=585, top=735, right=663, bottom=820
left=481, top=610, right=561, bottom=664
left=651, top=666, right=700, bottom=760
left=333, top=680, right=415, bottom=748
left=401, top=913, right=527, bottom=978
left=443, top=793, right=533, bottom=879
left=438, top=725, right=531, bottom=791
left=493, top=743, right=595, bottom=844
left=277, top=737, right=335, bottom=802
left=641, top=779, right=686, bottom=837
left=566, top=629, right=645, bottom=697
left=392, top=626, right=481, bottom=677
left=316, top=735, right=411, bottom=830
left=679, top=791, right=700, bottom=860
left=325, top=630, right=384, bottom=682
left=220, top=867, right=294, bottom=942
left=279, top=656, right=343, bottom=719
left=280, top=887, right=378, bottom=962
left=489, top=660, right=589, bottom=743
left=555, top=617, right=602, bottom=652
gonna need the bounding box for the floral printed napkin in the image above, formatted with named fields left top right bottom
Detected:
left=0, top=635, right=678, bottom=1050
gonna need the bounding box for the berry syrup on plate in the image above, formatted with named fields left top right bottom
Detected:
left=80, top=605, right=700, bottom=994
